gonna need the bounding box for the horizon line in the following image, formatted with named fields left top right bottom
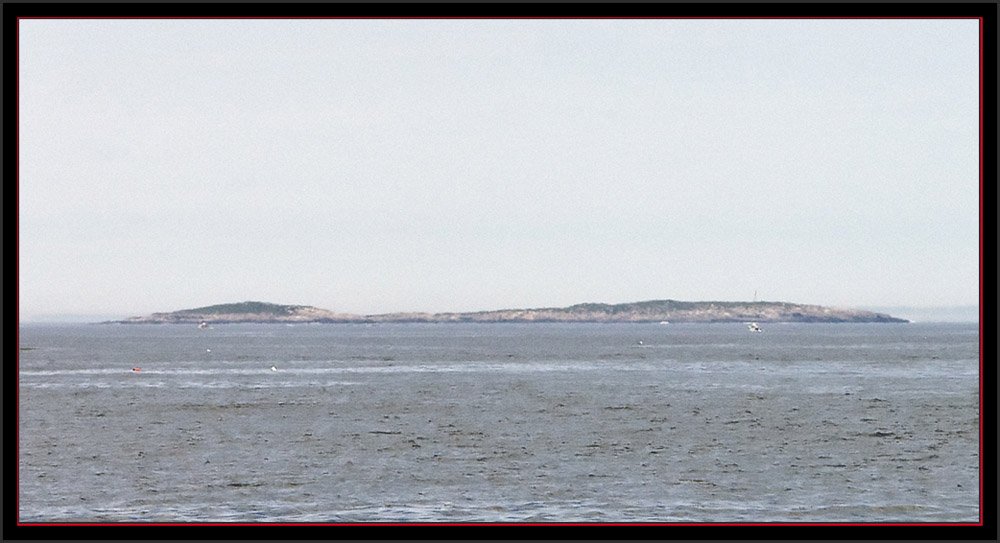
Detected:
left=19, top=301, right=981, bottom=324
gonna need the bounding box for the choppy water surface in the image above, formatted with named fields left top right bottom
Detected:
left=18, top=322, right=980, bottom=523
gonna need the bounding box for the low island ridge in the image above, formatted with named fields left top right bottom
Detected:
left=111, top=300, right=909, bottom=324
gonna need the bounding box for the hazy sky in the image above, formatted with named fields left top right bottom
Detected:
left=18, top=18, right=981, bottom=319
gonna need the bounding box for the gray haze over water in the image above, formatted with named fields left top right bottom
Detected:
left=18, top=19, right=980, bottom=319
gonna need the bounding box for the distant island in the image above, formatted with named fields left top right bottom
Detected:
left=110, top=300, right=909, bottom=324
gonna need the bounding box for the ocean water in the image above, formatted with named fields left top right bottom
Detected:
left=17, top=322, right=981, bottom=523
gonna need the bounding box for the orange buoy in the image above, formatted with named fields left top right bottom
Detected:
left=132, top=368, right=141, bottom=372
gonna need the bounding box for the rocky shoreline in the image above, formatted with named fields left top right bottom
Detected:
left=110, top=300, right=909, bottom=325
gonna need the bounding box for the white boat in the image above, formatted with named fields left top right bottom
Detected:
left=748, top=322, right=763, bottom=333
left=198, top=321, right=209, bottom=329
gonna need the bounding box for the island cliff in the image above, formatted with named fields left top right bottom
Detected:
left=112, top=300, right=909, bottom=324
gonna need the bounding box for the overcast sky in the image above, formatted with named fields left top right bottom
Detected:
left=18, top=18, right=980, bottom=320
